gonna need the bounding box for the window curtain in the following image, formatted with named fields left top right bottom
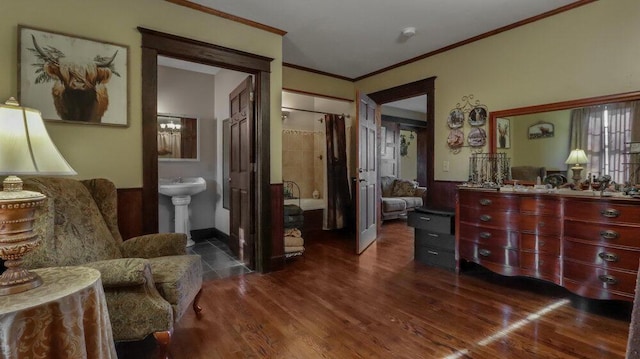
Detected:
left=569, top=102, right=639, bottom=183
left=324, top=114, right=351, bottom=230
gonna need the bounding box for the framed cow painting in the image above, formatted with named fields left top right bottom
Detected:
left=18, top=25, right=129, bottom=127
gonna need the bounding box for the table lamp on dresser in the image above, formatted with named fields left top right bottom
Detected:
left=565, top=148, right=588, bottom=186
left=0, top=97, right=76, bottom=295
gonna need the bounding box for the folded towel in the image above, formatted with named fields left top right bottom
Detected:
left=284, top=246, right=304, bottom=254
left=285, top=228, right=302, bottom=237
left=284, top=220, right=304, bottom=229
left=284, top=236, right=304, bottom=247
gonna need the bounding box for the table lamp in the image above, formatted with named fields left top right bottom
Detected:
left=0, top=97, right=76, bottom=295
left=565, top=148, right=588, bottom=186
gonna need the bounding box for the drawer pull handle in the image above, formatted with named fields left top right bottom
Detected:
left=419, top=217, right=431, bottom=221
left=427, top=233, right=439, bottom=237
left=479, top=232, right=491, bottom=239
left=600, top=230, right=619, bottom=240
left=598, top=252, right=619, bottom=262
left=427, top=250, right=439, bottom=255
left=479, top=215, right=492, bottom=222
left=479, top=249, right=491, bottom=257
left=539, top=241, right=545, bottom=247
left=479, top=199, right=492, bottom=206
left=600, top=208, right=620, bottom=218
left=598, top=274, right=618, bottom=285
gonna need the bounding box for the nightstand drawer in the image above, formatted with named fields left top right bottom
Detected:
left=408, top=211, right=453, bottom=233
left=415, top=246, right=456, bottom=271
left=415, top=230, right=455, bottom=251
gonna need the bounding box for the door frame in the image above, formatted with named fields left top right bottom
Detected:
left=368, top=77, right=436, bottom=206
left=138, top=28, right=273, bottom=272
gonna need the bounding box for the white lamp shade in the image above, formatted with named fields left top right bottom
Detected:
left=0, top=99, right=76, bottom=175
left=565, top=149, right=588, bottom=166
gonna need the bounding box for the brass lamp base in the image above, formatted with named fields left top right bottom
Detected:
left=571, top=166, right=584, bottom=186
left=0, top=175, right=46, bottom=295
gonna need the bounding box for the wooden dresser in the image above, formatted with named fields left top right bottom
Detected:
left=457, top=188, right=640, bottom=301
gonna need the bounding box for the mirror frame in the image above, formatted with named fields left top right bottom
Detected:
left=157, top=113, right=200, bottom=162
left=489, top=90, right=640, bottom=154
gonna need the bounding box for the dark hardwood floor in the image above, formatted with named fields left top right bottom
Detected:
left=120, top=220, right=632, bottom=359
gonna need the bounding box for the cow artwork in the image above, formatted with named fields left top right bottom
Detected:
left=28, top=35, right=119, bottom=123
left=19, top=27, right=128, bottom=126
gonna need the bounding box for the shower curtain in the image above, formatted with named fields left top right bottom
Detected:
left=158, top=132, right=181, bottom=158
left=324, top=114, right=351, bottom=230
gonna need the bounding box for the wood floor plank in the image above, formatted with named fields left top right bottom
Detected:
left=119, top=221, right=632, bottom=359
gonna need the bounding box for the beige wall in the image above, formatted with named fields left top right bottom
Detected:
left=1, top=0, right=282, bottom=187
left=356, top=0, right=640, bottom=181
left=283, top=66, right=354, bottom=101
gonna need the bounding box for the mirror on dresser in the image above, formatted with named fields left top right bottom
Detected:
left=157, top=114, right=199, bottom=161
left=489, top=92, right=640, bottom=185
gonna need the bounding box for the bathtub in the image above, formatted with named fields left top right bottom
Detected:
left=284, top=198, right=325, bottom=211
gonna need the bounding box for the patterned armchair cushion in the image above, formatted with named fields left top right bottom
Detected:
left=149, top=255, right=203, bottom=320
left=121, top=233, right=187, bottom=258
left=23, top=177, right=122, bottom=268
left=83, top=258, right=150, bottom=288
left=102, top=261, right=174, bottom=340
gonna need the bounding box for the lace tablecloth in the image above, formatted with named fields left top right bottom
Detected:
left=0, top=266, right=116, bottom=359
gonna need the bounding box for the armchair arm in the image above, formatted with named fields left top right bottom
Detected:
left=415, top=186, right=427, bottom=197
left=121, top=233, right=187, bottom=258
left=83, top=258, right=151, bottom=288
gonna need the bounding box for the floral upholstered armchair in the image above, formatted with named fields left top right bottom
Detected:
left=22, top=177, right=203, bottom=351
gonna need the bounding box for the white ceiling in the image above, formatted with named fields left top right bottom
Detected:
left=190, top=0, right=577, bottom=79
left=384, top=95, right=427, bottom=114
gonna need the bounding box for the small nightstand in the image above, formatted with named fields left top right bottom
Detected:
left=408, top=207, right=455, bottom=271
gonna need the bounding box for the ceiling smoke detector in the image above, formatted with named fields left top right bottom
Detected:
left=401, top=27, right=416, bottom=38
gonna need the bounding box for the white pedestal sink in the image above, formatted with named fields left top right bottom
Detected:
left=159, top=177, right=207, bottom=247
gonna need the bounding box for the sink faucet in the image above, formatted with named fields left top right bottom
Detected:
left=176, top=177, right=183, bottom=183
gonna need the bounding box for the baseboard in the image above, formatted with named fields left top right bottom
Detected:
left=212, top=228, right=230, bottom=245
left=190, top=228, right=216, bottom=242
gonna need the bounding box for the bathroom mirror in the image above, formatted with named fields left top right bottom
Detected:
left=489, top=91, right=640, bottom=183
left=157, top=114, right=199, bottom=161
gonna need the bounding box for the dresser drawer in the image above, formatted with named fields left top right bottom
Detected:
left=458, top=223, right=517, bottom=248
left=459, top=206, right=518, bottom=230
left=520, top=233, right=560, bottom=255
left=564, top=220, right=639, bottom=248
left=408, top=211, right=453, bottom=234
left=520, top=197, right=560, bottom=216
left=563, top=260, right=637, bottom=297
left=459, top=191, right=515, bottom=212
left=564, top=240, right=640, bottom=272
left=459, top=240, right=519, bottom=268
left=518, top=215, right=561, bottom=236
left=415, top=246, right=456, bottom=271
left=519, top=252, right=560, bottom=282
left=565, top=200, right=640, bottom=224
left=415, top=230, right=455, bottom=251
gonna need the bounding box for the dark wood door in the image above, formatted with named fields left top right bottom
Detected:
left=229, top=76, right=254, bottom=268
left=356, top=92, right=378, bottom=254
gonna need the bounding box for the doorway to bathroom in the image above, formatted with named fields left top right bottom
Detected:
left=281, top=90, right=352, bottom=233
left=139, top=28, right=273, bottom=272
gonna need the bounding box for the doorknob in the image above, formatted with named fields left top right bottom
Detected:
left=358, top=168, right=364, bottom=173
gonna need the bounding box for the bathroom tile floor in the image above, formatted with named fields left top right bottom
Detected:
left=187, top=238, right=252, bottom=281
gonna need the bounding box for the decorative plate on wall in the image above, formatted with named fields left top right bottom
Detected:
left=447, top=129, right=464, bottom=149
left=447, top=109, right=464, bottom=129
left=467, top=127, right=487, bottom=147
left=468, top=105, right=488, bottom=126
